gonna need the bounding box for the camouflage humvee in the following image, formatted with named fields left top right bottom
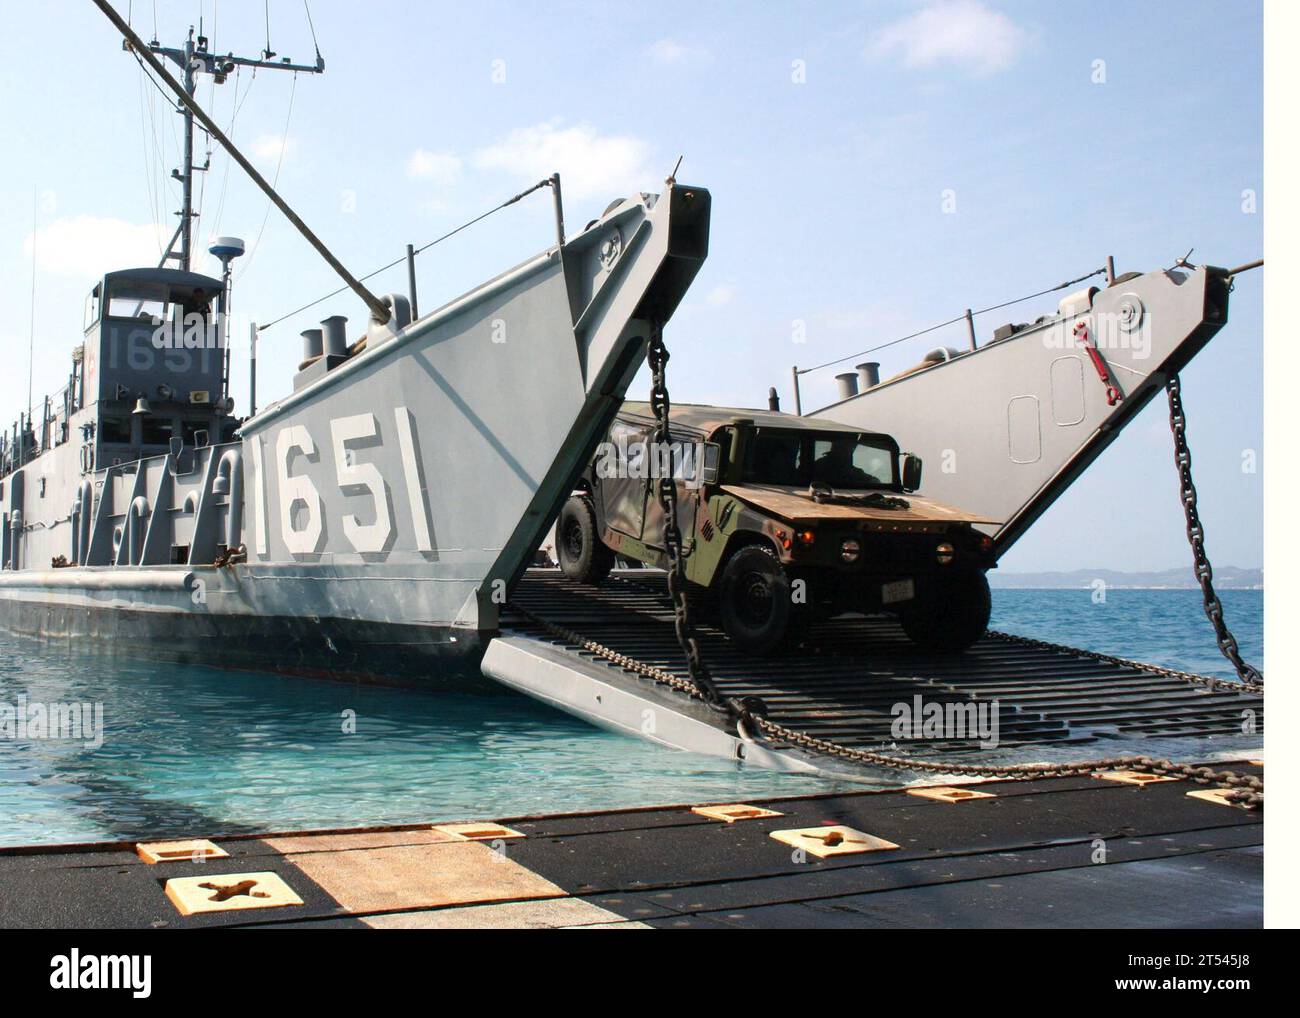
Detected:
left=557, top=402, right=999, bottom=655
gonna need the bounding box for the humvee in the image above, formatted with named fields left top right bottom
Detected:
left=557, top=403, right=999, bottom=655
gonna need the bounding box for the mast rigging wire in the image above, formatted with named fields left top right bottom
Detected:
left=235, top=70, right=298, bottom=281
left=257, top=178, right=555, bottom=331
left=797, top=267, right=1108, bottom=376
left=27, top=189, right=37, bottom=423
left=302, top=0, right=321, bottom=60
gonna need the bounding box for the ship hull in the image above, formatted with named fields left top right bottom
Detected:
left=0, top=579, right=491, bottom=689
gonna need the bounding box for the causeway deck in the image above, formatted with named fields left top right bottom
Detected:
left=0, top=571, right=1263, bottom=930
left=0, top=766, right=1262, bottom=928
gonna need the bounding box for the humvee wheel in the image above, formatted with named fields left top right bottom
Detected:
left=900, top=569, right=991, bottom=653
left=719, top=545, right=797, bottom=656
left=557, top=495, right=615, bottom=584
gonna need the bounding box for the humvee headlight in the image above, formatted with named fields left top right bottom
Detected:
left=840, top=538, right=861, bottom=563
left=936, top=542, right=955, bottom=565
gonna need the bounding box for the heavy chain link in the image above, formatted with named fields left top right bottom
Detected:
left=985, top=629, right=1263, bottom=695
left=1167, top=374, right=1263, bottom=686
left=646, top=327, right=734, bottom=717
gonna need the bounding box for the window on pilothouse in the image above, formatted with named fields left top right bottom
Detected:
left=106, top=281, right=170, bottom=324
left=100, top=415, right=131, bottom=444
left=141, top=417, right=174, bottom=447
left=181, top=420, right=210, bottom=446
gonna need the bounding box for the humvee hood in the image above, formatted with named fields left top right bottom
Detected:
left=720, top=484, right=1000, bottom=526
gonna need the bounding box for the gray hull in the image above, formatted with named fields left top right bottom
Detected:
left=0, top=588, right=487, bottom=688
left=0, top=185, right=711, bottom=682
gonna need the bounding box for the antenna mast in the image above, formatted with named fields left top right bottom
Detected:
left=96, top=1, right=388, bottom=322
left=133, top=13, right=324, bottom=271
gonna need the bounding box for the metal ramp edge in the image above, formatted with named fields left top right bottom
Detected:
left=482, top=635, right=837, bottom=777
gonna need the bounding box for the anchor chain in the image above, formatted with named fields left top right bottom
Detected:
left=1166, top=374, right=1263, bottom=686
left=646, top=326, right=757, bottom=721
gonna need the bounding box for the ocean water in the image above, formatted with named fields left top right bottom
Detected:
left=0, top=588, right=1262, bottom=847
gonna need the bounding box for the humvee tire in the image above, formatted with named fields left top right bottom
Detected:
left=900, top=569, right=991, bottom=652
left=557, top=495, right=615, bottom=584
left=719, top=545, right=798, bottom=656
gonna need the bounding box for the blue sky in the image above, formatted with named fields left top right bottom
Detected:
left=0, top=0, right=1262, bottom=572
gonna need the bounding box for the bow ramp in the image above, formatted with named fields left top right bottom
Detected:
left=484, top=572, right=1262, bottom=781
left=808, top=264, right=1235, bottom=557
left=237, top=184, right=711, bottom=633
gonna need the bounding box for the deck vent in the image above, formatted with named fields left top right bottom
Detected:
left=906, top=786, right=996, bottom=804
left=769, top=826, right=899, bottom=859
left=137, top=838, right=229, bottom=864
left=1186, top=789, right=1245, bottom=809
left=1092, top=770, right=1180, bottom=787
left=691, top=804, right=784, bottom=823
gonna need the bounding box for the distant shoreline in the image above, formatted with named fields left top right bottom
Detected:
left=990, top=584, right=1263, bottom=591
left=990, top=565, right=1262, bottom=592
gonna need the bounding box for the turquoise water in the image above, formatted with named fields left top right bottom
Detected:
left=989, top=587, right=1263, bottom=682
left=0, top=588, right=1262, bottom=847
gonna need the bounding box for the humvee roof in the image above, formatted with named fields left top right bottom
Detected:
left=618, top=401, right=891, bottom=440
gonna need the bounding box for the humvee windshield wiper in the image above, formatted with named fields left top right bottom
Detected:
left=807, top=484, right=910, bottom=510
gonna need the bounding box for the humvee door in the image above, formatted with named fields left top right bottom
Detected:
left=639, top=430, right=701, bottom=552
left=599, top=419, right=651, bottom=540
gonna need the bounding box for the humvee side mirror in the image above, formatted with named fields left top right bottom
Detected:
left=901, top=453, right=922, bottom=492
left=700, top=442, right=722, bottom=485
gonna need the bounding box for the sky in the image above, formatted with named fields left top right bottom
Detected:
left=0, top=0, right=1262, bottom=573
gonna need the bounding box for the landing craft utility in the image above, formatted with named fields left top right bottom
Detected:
left=0, top=5, right=711, bottom=683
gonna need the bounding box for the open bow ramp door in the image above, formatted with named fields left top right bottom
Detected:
left=482, top=572, right=1263, bottom=780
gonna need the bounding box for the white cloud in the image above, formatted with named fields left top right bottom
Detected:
left=473, top=121, right=655, bottom=201
left=648, top=38, right=708, bottom=64
left=868, top=0, right=1031, bottom=76
left=251, top=134, right=295, bottom=162
left=705, top=284, right=738, bottom=307
left=23, top=216, right=166, bottom=280
left=407, top=148, right=463, bottom=185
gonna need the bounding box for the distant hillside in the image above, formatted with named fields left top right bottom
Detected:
left=989, top=566, right=1262, bottom=590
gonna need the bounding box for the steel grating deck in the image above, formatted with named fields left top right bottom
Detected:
left=503, top=571, right=1263, bottom=760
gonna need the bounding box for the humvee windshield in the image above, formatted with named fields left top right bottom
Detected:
left=742, top=430, right=896, bottom=489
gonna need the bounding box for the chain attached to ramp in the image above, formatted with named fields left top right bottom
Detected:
left=1167, top=374, right=1263, bottom=687
left=984, top=629, right=1262, bottom=695
left=528, top=328, right=1261, bottom=809
left=646, top=325, right=763, bottom=722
